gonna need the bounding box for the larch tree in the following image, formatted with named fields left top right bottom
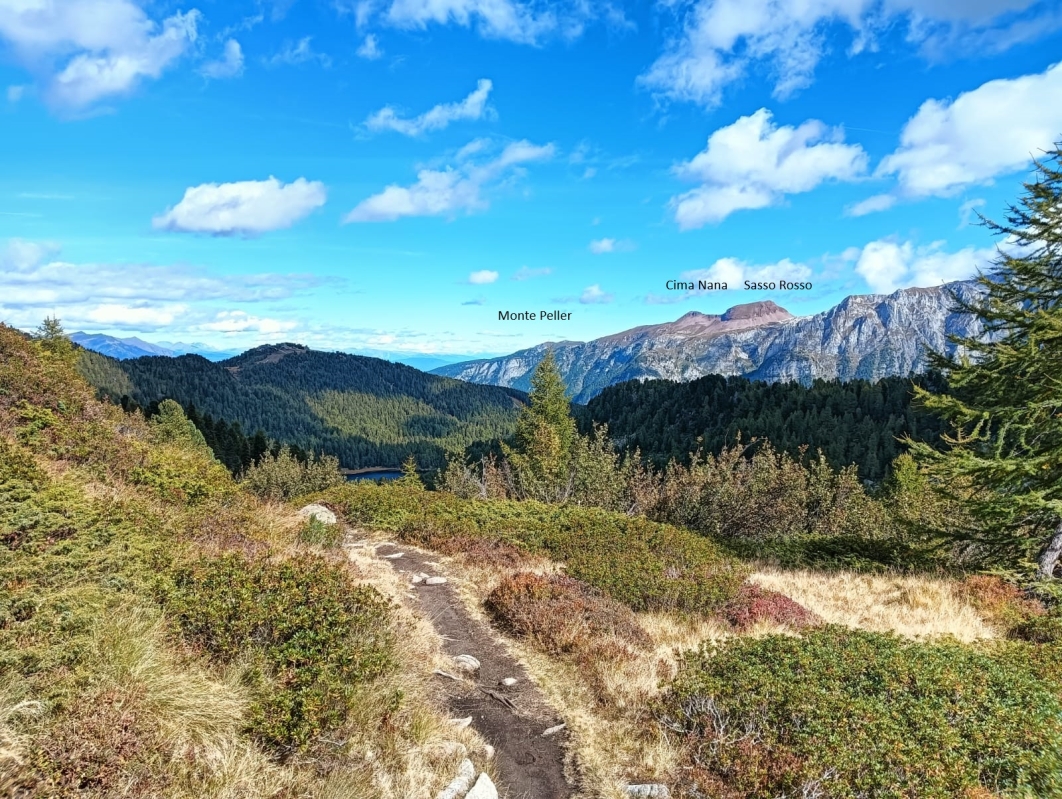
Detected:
left=907, top=144, right=1062, bottom=579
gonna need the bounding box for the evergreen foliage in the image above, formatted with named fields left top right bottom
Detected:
left=908, top=145, right=1062, bottom=579
left=583, top=373, right=948, bottom=482
left=77, top=343, right=524, bottom=471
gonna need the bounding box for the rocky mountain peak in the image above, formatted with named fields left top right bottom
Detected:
left=721, top=301, right=791, bottom=321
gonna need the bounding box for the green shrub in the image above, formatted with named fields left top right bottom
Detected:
left=299, top=515, right=344, bottom=548
left=241, top=447, right=344, bottom=501
left=660, top=627, right=1062, bottom=798
left=167, top=553, right=395, bottom=753
left=323, top=482, right=748, bottom=613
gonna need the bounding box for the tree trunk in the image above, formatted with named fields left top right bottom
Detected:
left=1037, top=519, right=1062, bottom=580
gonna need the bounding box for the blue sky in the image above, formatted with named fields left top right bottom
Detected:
left=2, top=0, right=1061, bottom=358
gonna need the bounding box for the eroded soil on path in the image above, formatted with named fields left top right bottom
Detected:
left=355, top=536, right=575, bottom=799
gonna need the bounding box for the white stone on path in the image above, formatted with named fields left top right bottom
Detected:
left=483, top=744, right=495, bottom=760
left=540, top=723, right=565, bottom=737
left=465, top=773, right=499, bottom=799
left=435, top=758, right=475, bottom=799
left=296, top=504, right=336, bottom=525
left=453, top=654, right=480, bottom=675
left=625, top=785, right=671, bottom=798
left=449, top=716, right=473, bottom=729
left=411, top=574, right=424, bottom=584
left=499, top=677, right=517, bottom=687
left=424, top=576, right=448, bottom=585
left=381, top=552, right=405, bottom=559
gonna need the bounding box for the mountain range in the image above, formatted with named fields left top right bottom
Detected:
left=432, top=281, right=984, bottom=403
left=69, top=332, right=476, bottom=371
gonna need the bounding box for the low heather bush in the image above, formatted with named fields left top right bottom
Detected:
left=322, top=482, right=749, bottom=613
left=715, top=583, right=822, bottom=632
left=660, top=627, right=1062, bottom=798
left=167, top=553, right=395, bottom=754
left=485, top=572, right=650, bottom=656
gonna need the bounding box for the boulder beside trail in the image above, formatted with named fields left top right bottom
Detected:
left=465, top=773, right=499, bottom=799
left=296, top=504, right=336, bottom=525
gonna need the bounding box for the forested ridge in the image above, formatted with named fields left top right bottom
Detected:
left=77, top=342, right=525, bottom=469
left=582, top=373, right=949, bottom=481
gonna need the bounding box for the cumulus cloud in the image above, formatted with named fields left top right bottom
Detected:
left=268, top=36, right=331, bottom=67
left=854, top=238, right=994, bottom=293
left=0, top=238, right=329, bottom=333
left=468, top=269, right=499, bottom=284
left=0, top=0, right=200, bottom=110
left=357, top=34, right=383, bottom=59
left=588, top=237, right=635, bottom=254
left=512, top=266, right=551, bottom=280
left=644, top=257, right=812, bottom=302
left=365, top=79, right=494, bottom=136
left=344, top=139, right=554, bottom=222
left=153, top=177, right=327, bottom=236
left=639, top=0, right=1055, bottom=108
left=200, top=39, right=244, bottom=79
left=670, top=109, right=867, bottom=228
left=875, top=61, right=1062, bottom=200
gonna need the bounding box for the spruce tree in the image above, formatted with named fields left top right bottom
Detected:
left=908, top=144, right=1062, bottom=579
left=503, top=350, right=578, bottom=501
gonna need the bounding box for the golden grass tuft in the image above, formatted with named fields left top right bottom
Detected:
left=749, top=567, right=995, bottom=642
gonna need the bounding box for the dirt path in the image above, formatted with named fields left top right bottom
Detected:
left=367, top=539, right=575, bottom=799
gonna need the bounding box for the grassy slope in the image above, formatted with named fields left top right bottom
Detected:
left=0, top=326, right=491, bottom=798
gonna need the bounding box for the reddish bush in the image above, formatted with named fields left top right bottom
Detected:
left=484, top=572, right=650, bottom=655
left=425, top=533, right=529, bottom=569
left=717, top=584, right=822, bottom=632
left=954, top=575, right=1045, bottom=632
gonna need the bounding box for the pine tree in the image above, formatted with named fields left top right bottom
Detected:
left=397, top=453, right=424, bottom=489
left=34, top=316, right=77, bottom=365
left=503, top=350, right=577, bottom=501
left=908, top=144, right=1062, bottom=579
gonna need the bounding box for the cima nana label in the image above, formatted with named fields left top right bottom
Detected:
left=665, top=280, right=813, bottom=291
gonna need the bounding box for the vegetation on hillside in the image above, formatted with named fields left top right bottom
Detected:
left=583, top=372, right=948, bottom=482
left=0, top=322, right=491, bottom=797
left=909, top=144, right=1062, bottom=579
left=77, top=342, right=524, bottom=470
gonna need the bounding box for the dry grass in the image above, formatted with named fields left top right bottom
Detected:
left=749, top=567, right=996, bottom=642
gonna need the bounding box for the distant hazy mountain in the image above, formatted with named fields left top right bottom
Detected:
left=77, top=342, right=525, bottom=469
left=156, top=341, right=243, bottom=360
left=432, top=281, right=985, bottom=403
left=70, top=332, right=178, bottom=360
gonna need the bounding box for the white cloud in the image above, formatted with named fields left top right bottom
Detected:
left=197, top=311, right=297, bottom=334
left=959, top=198, right=986, bottom=227
left=344, top=139, right=554, bottom=222
left=200, top=39, right=244, bottom=79
left=854, top=238, right=994, bottom=293
left=579, top=284, right=613, bottom=304
left=153, top=177, right=327, bottom=236
left=589, top=237, right=635, bottom=254
left=0, top=237, right=328, bottom=334
left=365, top=79, right=494, bottom=136
left=268, top=36, right=331, bottom=67
left=846, top=193, right=897, bottom=217
left=357, top=33, right=383, bottom=59
left=381, top=0, right=557, bottom=44
left=877, top=61, right=1062, bottom=199
left=468, top=269, right=499, bottom=284
left=512, top=266, right=551, bottom=280
left=683, top=257, right=811, bottom=290
left=6, top=84, right=25, bottom=102
left=670, top=108, right=867, bottom=228
left=0, top=1, right=200, bottom=110
left=639, top=0, right=1053, bottom=108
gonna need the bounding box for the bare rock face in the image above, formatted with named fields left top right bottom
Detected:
left=465, top=773, right=499, bottom=799
left=432, top=281, right=986, bottom=403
